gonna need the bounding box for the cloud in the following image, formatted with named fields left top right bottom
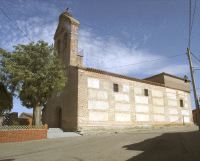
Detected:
left=1, top=18, right=189, bottom=78
left=0, top=17, right=57, bottom=50
left=79, top=29, right=188, bottom=77
left=148, top=64, right=189, bottom=76
left=0, top=2, right=191, bottom=114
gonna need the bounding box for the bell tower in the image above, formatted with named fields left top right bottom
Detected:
left=54, top=11, right=80, bottom=67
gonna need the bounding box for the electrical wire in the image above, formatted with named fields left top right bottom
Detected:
left=103, top=54, right=184, bottom=70
left=188, top=0, right=197, bottom=48
left=191, top=52, right=200, bottom=63
left=0, top=7, right=32, bottom=42
left=190, top=0, right=197, bottom=39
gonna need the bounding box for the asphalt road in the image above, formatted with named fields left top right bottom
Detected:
left=0, top=126, right=200, bottom=161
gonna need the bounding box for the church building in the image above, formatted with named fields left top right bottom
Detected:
left=42, top=11, right=193, bottom=131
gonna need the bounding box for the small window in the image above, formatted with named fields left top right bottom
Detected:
left=144, top=89, right=149, bottom=96
left=180, top=99, right=184, bottom=107
left=113, top=83, right=119, bottom=92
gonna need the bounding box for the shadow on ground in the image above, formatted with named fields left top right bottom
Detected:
left=123, top=131, right=200, bottom=161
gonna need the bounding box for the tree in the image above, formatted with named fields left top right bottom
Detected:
left=0, top=83, right=13, bottom=115
left=0, top=49, right=13, bottom=115
left=0, top=41, right=66, bottom=125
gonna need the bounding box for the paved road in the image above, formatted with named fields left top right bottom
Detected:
left=0, top=126, right=200, bottom=161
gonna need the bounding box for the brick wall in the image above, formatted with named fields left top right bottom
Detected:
left=0, top=129, right=47, bottom=143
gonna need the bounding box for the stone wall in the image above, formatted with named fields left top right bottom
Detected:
left=77, top=69, right=193, bottom=130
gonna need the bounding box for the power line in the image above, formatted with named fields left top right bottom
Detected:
left=191, top=52, right=200, bottom=63
left=0, top=7, right=32, bottom=42
left=103, top=54, right=184, bottom=70
left=188, top=0, right=197, bottom=48
left=190, top=0, right=197, bottom=37
left=188, top=0, right=192, bottom=48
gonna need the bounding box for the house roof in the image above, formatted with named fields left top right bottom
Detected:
left=19, top=112, right=33, bottom=118
left=144, top=72, right=188, bottom=81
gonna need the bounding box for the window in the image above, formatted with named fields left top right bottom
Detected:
left=113, top=83, right=119, bottom=92
left=144, top=89, right=149, bottom=96
left=180, top=99, right=184, bottom=107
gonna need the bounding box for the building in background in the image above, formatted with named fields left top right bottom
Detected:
left=19, top=113, right=33, bottom=125
left=42, top=11, right=193, bottom=131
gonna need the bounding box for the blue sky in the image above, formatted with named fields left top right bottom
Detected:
left=0, top=0, right=200, bottom=113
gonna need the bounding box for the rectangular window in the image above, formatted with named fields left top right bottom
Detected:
left=113, top=83, right=119, bottom=92
left=180, top=99, right=184, bottom=107
left=144, top=89, right=149, bottom=96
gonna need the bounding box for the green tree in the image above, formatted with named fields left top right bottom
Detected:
left=0, top=41, right=66, bottom=125
left=0, top=83, right=13, bottom=115
left=0, top=49, right=13, bottom=115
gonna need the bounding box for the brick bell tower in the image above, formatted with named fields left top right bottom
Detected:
left=54, top=10, right=82, bottom=67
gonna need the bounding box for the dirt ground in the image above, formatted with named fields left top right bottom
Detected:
left=0, top=126, right=200, bottom=161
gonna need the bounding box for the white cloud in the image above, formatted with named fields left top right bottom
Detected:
left=148, top=64, right=189, bottom=76
left=1, top=13, right=189, bottom=78
left=1, top=17, right=56, bottom=50
left=79, top=29, right=188, bottom=77
left=0, top=6, right=191, bottom=114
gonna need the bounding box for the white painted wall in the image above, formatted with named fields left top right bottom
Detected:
left=169, top=108, right=178, bottom=115
left=115, top=103, right=130, bottom=111
left=152, top=98, right=164, bottom=106
left=122, top=85, right=129, bottom=93
left=135, top=105, right=149, bottom=113
left=184, top=102, right=189, bottom=108
left=181, top=110, right=189, bottom=116
left=169, top=116, right=179, bottom=122
left=136, top=114, right=149, bottom=121
left=151, top=90, right=163, bottom=97
left=153, top=106, right=165, bottom=114
left=115, top=113, right=131, bottom=122
left=87, top=77, right=100, bottom=89
left=183, top=116, right=190, bottom=123
left=134, top=87, right=143, bottom=95
left=166, top=88, right=176, bottom=93
left=89, top=112, right=108, bottom=121
left=154, top=115, right=165, bottom=122
left=88, top=89, right=108, bottom=100
left=88, top=100, right=109, bottom=110
left=167, top=93, right=177, bottom=100
left=85, top=76, right=192, bottom=125
left=135, top=96, right=148, bottom=104
left=178, top=91, right=184, bottom=95
left=168, top=100, right=178, bottom=106
left=114, top=93, right=129, bottom=102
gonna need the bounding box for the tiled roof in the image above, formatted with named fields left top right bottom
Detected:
left=144, top=72, right=187, bottom=81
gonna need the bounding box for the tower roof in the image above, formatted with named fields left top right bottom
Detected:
left=54, top=11, right=80, bottom=40
left=59, top=10, right=80, bottom=25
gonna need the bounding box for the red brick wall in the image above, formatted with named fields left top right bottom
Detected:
left=0, top=129, right=47, bottom=143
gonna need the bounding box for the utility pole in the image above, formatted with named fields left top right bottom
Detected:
left=187, top=48, right=200, bottom=130
left=187, top=48, right=199, bottom=108
left=187, top=0, right=200, bottom=130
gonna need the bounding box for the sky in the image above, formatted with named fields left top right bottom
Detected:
left=0, top=0, right=200, bottom=113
